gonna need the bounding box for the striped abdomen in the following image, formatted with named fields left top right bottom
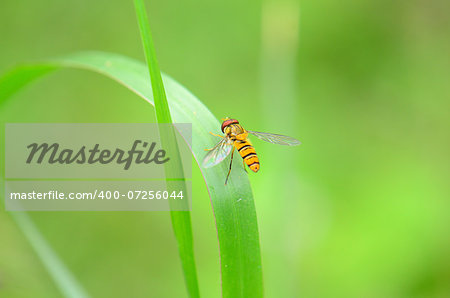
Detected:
left=234, top=140, right=260, bottom=172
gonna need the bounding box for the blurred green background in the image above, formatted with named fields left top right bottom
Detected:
left=1, top=0, right=449, bottom=297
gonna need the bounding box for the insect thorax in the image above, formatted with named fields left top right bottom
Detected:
left=225, top=124, right=246, bottom=140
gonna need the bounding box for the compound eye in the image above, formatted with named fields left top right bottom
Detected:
left=221, top=119, right=239, bottom=132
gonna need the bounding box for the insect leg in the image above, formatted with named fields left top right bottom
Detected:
left=209, top=132, right=224, bottom=138
left=205, top=134, right=224, bottom=151
left=242, top=159, right=248, bottom=173
left=225, top=147, right=235, bottom=185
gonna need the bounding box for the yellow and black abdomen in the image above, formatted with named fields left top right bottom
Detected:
left=234, top=140, right=260, bottom=172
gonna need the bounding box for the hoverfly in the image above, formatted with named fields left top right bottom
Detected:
left=202, top=117, right=301, bottom=184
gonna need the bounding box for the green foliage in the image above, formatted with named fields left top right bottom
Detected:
left=10, top=212, right=89, bottom=298
left=0, top=51, right=263, bottom=297
left=134, top=0, right=199, bottom=296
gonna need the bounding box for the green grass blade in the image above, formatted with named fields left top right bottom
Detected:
left=133, top=0, right=199, bottom=297
left=0, top=51, right=263, bottom=297
left=10, top=212, right=89, bottom=298
left=134, top=0, right=171, bottom=123
left=0, top=65, right=57, bottom=104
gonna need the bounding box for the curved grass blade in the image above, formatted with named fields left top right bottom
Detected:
left=0, top=51, right=263, bottom=297
left=10, top=212, right=89, bottom=298
left=134, top=0, right=199, bottom=296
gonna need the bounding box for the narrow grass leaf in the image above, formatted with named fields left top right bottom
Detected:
left=10, top=212, right=89, bottom=298
left=133, top=0, right=199, bottom=297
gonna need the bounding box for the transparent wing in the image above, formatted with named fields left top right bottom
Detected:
left=202, top=137, right=233, bottom=168
left=248, top=131, right=301, bottom=146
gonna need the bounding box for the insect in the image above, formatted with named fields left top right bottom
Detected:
left=202, top=117, right=301, bottom=184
